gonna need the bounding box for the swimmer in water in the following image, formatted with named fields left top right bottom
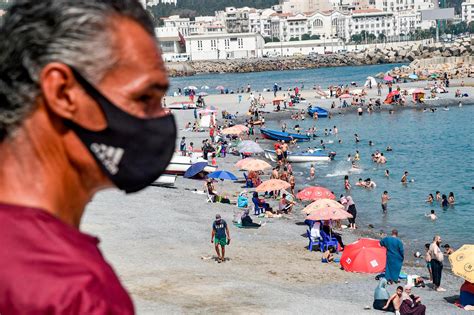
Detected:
left=365, top=178, right=376, bottom=188
left=378, top=153, right=387, bottom=164
left=448, top=192, right=455, bottom=205
left=351, top=161, right=359, bottom=169
left=435, top=191, right=441, bottom=202
left=401, top=171, right=408, bottom=184
left=426, top=193, right=434, bottom=203
left=347, top=154, right=352, bottom=162
left=310, top=164, right=315, bottom=179
left=344, top=175, right=351, bottom=190
left=333, top=126, right=338, bottom=135
left=385, top=169, right=390, bottom=177
left=354, top=150, right=360, bottom=161
left=386, top=146, right=392, bottom=151
left=354, top=133, right=360, bottom=143
left=381, top=191, right=390, bottom=213
left=425, top=209, right=437, bottom=220
left=355, top=178, right=366, bottom=187
left=368, top=140, right=374, bottom=146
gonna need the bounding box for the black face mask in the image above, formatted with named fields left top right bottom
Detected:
left=66, top=67, right=176, bottom=193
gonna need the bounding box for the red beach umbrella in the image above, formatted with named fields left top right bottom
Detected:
left=341, top=238, right=386, bottom=273
left=297, top=186, right=335, bottom=201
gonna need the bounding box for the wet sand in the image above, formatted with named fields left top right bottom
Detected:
left=81, top=77, right=473, bottom=314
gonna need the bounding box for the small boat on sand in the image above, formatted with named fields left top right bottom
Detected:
left=264, top=149, right=336, bottom=163
left=151, top=174, right=177, bottom=187
left=164, top=154, right=216, bottom=175
left=260, top=128, right=310, bottom=142
left=307, top=106, right=329, bottom=118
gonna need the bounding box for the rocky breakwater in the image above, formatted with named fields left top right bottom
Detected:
left=165, top=36, right=473, bottom=77
left=362, top=36, right=473, bottom=64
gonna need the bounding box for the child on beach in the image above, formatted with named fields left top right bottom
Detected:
left=425, top=244, right=432, bottom=282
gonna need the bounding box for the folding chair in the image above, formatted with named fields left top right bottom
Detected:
left=320, top=230, right=339, bottom=253
left=306, top=229, right=321, bottom=252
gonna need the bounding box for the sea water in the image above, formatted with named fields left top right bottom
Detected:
left=266, top=106, right=474, bottom=251
left=169, top=63, right=404, bottom=94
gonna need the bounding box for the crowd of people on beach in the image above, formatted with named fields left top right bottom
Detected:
left=172, top=71, right=471, bottom=313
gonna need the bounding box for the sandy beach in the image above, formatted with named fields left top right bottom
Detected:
left=82, top=76, right=474, bottom=314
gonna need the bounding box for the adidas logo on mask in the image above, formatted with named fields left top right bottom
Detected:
left=90, top=143, right=124, bottom=175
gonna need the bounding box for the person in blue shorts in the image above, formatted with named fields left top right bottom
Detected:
left=211, top=214, right=230, bottom=263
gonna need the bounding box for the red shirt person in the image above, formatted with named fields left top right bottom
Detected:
left=0, top=1, right=176, bottom=314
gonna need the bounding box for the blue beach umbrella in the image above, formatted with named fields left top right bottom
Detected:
left=207, top=170, right=238, bottom=181
left=408, top=74, right=418, bottom=80
left=184, top=162, right=208, bottom=178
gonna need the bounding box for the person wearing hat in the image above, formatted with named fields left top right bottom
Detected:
left=211, top=214, right=230, bottom=263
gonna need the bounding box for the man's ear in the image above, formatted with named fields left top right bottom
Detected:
left=39, top=63, right=78, bottom=120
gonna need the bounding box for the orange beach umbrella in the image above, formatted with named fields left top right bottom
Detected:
left=301, top=198, right=344, bottom=214
left=256, top=179, right=290, bottom=192
left=297, top=186, right=335, bottom=201
left=341, top=238, right=386, bottom=273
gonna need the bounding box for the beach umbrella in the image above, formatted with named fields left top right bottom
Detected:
left=236, top=140, right=264, bottom=154
left=222, top=125, right=249, bottom=135
left=256, top=179, right=291, bottom=193
left=408, top=74, right=418, bottom=80
left=215, top=85, right=225, bottom=90
left=207, top=170, right=238, bottom=181
left=201, top=85, right=210, bottom=90
left=186, top=85, right=198, bottom=90
left=430, top=73, right=439, bottom=79
left=197, top=92, right=208, bottom=96
left=383, top=75, right=393, bottom=81
left=339, top=94, right=352, bottom=99
left=301, top=198, right=344, bottom=214
left=305, top=207, right=352, bottom=221
left=297, top=186, right=335, bottom=201
left=449, top=244, right=474, bottom=283
left=235, top=158, right=256, bottom=169
left=240, top=159, right=272, bottom=172
left=183, top=162, right=208, bottom=178
left=341, top=238, right=386, bottom=273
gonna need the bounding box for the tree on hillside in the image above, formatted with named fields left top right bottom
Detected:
left=148, top=0, right=279, bottom=23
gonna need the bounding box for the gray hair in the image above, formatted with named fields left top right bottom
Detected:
left=0, top=0, right=155, bottom=140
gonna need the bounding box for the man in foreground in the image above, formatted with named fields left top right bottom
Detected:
left=380, top=229, right=405, bottom=285
left=0, top=0, right=176, bottom=313
left=211, top=214, right=231, bottom=263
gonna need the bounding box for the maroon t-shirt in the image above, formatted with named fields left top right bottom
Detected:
left=0, top=203, right=134, bottom=314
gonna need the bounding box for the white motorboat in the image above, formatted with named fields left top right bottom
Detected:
left=264, top=149, right=336, bottom=163
left=164, top=154, right=217, bottom=175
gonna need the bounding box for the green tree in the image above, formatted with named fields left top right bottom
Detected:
left=469, top=21, right=474, bottom=34
left=264, top=36, right=272, bottom=43
left=310, top=34, right=320, bottom=40
left=378, top=33, right=386, bottom=42
left=289, top=37, right=299, bottom=41
left=351, top=34, right=362, bottom=43
left=301, top=33, right=311, bottom=41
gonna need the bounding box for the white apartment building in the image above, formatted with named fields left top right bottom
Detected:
left=162, top=15, right=225, bottom=36
left=307, top=10, right=350, bottom=40
left=373, top=0, right=434, bottom=12
left=461, top=0, right=474, bottom=23
left=185, top=33, right=265, bottom=60
left=215, top=7, right=252, bottom=33
left=249, top=9, right=276, bottom=37
left=281, top=0, right=332, bottom=14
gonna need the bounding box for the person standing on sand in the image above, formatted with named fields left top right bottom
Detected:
left=429, top=235, right=446, bottom=292
left=211, top=214, right=230, bottom=263
left=380, top=229, right=404, bottom=284
left=381, top=191, right=391, bottom=213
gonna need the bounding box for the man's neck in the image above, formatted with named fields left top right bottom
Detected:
left=0, top=118, right=91, bottom=227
